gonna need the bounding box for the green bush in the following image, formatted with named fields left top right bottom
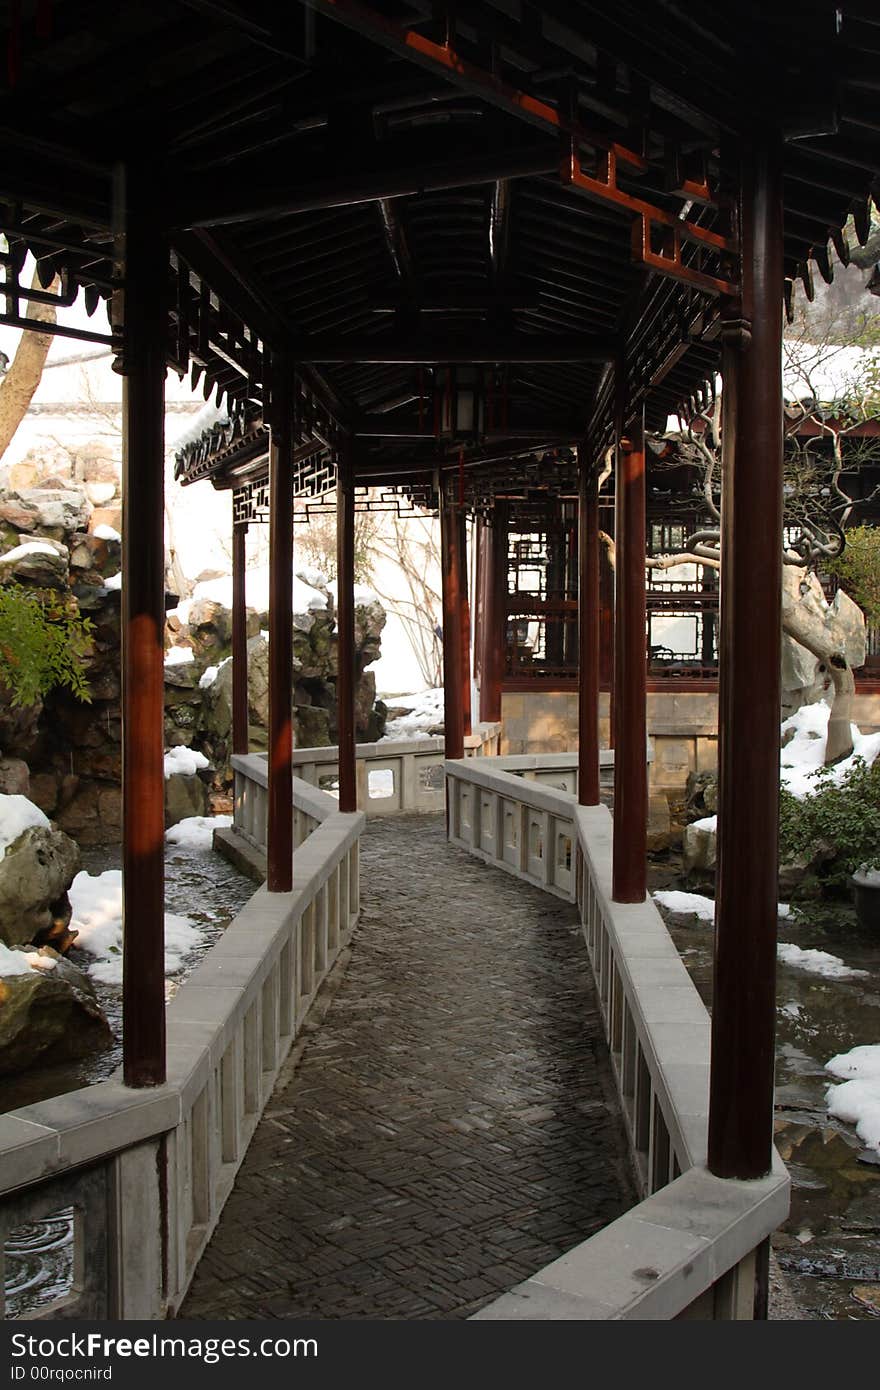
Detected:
left=779, top=755, right=880, bottom=896
left=0, top=584, right=92, bottom=708
left=826, top=524, right=880, bottom=626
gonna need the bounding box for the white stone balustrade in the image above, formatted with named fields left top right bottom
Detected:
left=445, top=757, right=789, bottom=1321
left=0, top=780, right=363, bottom=1319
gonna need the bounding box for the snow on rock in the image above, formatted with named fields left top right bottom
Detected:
left=198, top=655, right=230, bottom=689
left=164, top=645, right=194, bottom=668
left=655, top=890, right=794, bottom=928
left=165, top=814, right=233, bottom=850
left=381, top=687, right=444, bottom=741
left=0, top=794, right=50, bottom=857
left=326, top=577, right=380, bottom=605
left=69, top=868, right=204, bottom=985
left=825, top=1044, right=880, bottom=1155
left=103, top=571, right=122, bottom=591
left=163, top=747, right=209, bottom=779
left=652, top=890, right=716, bottom=922
left=0, top=941, right=55, bottom=976
left=192, top=566, right=327, bottom=614
left=92, top=523, right=120, bottom=542
left=0, top=541, right=61, bottom=564
left=777, top=942, right=868, bottom=980
left=780, top=699, right=880, bottom=799
left=691, top=814, right=717, bottom=833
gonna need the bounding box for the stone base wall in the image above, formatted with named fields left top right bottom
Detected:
left=500, top=687, right=880, bottom=794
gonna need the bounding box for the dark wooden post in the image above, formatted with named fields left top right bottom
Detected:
left=336, top=438, right=357, bottom=812
left=458, top=510, right=473, bottom=737
left=578, top=446, right=600, bottom=806
left=440, top=492, right=465, bottom=760
left=231, top=521, right=249, bottom=756
left=612, top=407, right=647, bottom=902
left=120, top=163, right=168, bottom=1087
left=267, top=354, right=294, bottom=892
left=709, top=136, right=784, bottom=1182
left=480, top=503, right=507, bottom=724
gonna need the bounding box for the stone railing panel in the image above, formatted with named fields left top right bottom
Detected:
left=444, top=756, right=789, bottom=1320
left=1, top=783, right=365, bottom=1320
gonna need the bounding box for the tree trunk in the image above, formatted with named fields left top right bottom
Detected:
left=0, top=269, right=58, bottom=462
left=781, top=603, right=855, bottom=763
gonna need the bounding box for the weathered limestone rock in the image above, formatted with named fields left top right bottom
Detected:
left=165, top=771, right=209, bottom=828
left=0, top=541, right=69, bottom=588
left=683, top=820, right=716, bottom=874
left=0, top=825, right=81, bottom=948
left=780, top=567, right=866, bottom=716
left=684, top=769, right=718, bottom=822
left=0, top=949, right=112, bottom=1076
left=0, top=488, right=91, bottom=537
left=0, top=758, right=30, bottom=796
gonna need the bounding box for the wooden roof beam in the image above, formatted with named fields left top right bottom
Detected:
left=177, top=143, right=558, bottom=228
left=291, top=332, right=615, bottom=363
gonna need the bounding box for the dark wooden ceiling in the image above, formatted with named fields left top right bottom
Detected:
left=1, top=0, right=879, bottom=495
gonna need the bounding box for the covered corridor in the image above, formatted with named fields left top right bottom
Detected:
left=181, top=816, right=634, bottom=1320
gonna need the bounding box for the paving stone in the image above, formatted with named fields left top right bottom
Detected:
left=181, top=814, right=635, bottom=1320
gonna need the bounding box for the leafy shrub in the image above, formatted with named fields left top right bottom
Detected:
left=0, top=584, right=92, bottom=707
left=779, top=755, right=880, bottom=896
left=826, top=524, right=880, bottom=626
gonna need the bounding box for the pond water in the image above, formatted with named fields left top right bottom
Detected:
left=651, top=860, right=880, bottom=1322
left=2, top=838, right=254, bottom=1318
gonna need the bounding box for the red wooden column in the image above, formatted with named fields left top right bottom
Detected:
left=120, top=165, right=168, bottom=1087
left=231, top=521, right=249, bottom=756
left=612, top=408, right=647, bottom=902
left=480, top=502, right=507, bottom=724
left=709, top=136, right=784, bottom=1182
left=267, top=355, right=294, bottom=892
left=336, top=439, right=357, bottom=813
left=578, top=445, right=600, bottom=806
left=440, top=492, right=465, bottom=760
left=458, top=510, right=473, bottom=737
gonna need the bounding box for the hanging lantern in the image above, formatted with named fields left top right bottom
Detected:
left=435, top=366, right=486, bottom=440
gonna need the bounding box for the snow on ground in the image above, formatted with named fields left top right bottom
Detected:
left=163, top=747, right=209, bottom=779
left=0, top=794, right=50, bottom=856
left=780, top=699, right=880, bottom=799
left=69, top=868, right=204, bottom=986
left=777, top=943, right=868, bottom=980
left=164, top=645, right=194, bottom=667
left=0, top=942, right=56, bottom=977
left=825, top=1044, right=880, bottom=1155
left=165, top=814, right=233, bottom=850
left=381, top=687, right=444, bottom=741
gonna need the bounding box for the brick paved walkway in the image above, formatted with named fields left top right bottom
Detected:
left=181, top=815, right=635, bottom=1320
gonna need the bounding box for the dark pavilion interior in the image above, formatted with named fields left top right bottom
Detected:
left=3, top=0, right=880, bottom=1294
